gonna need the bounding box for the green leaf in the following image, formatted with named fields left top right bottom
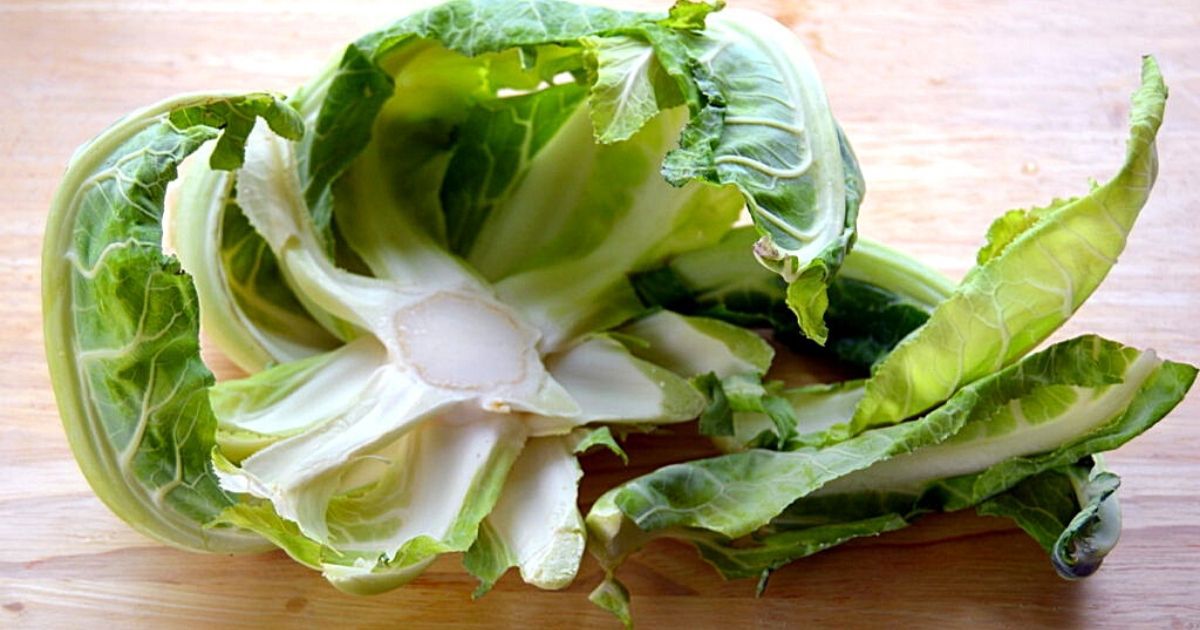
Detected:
left=693, top=373, right=734, bottom=437
left=821, top=279, right=935, bottom=370
left=571, top=426, right=629, bottom=463
left=584, top=35, right=685, bottom=144
left=589, top=576, right=633, bottom=629
left=211, top=500, right=326, bottom=569
left=978, top=456, right=1122, bottom=578
left=167, top=93, right=303, bottom=169
left=852, top=57, right=1169, bottom=431
left=660, top=0, right=724, bottom=30
left=1050, top=460, right=1123, bottom=579
left=975, top=199, right=1070, bottom=265
left=612, top=398, right=966, bottom=538
left=442, top=83, right=589, bottom=257
left=718, top=374, right=800, bottom=448
left=687, top=513, right=909, bottom=582
left=43, top=92, right=300, bottom=552
left=657, top=11, right=862, bottom=343
left=786, top=271, right=832, bottom=346
left=463, top=520, right=516, bottom=598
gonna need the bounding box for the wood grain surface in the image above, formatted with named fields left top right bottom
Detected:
left=3, top=1, right=1198, bottom=627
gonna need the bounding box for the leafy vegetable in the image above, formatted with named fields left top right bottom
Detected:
left=41, top=0, right=1190, bottom=623
left=606, top=336, right=1182, bottom=536
left=46, top=0, right=869, bottom=595
left=582, top=57, right=1194, bottom=623
left=588, top=336, right=1195, bottom=612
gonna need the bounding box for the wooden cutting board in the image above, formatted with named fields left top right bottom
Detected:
left=3, top=1, right=1198, bottom=626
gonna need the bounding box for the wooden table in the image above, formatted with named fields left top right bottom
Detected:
left=3, top=1, right=1198, bottom=626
